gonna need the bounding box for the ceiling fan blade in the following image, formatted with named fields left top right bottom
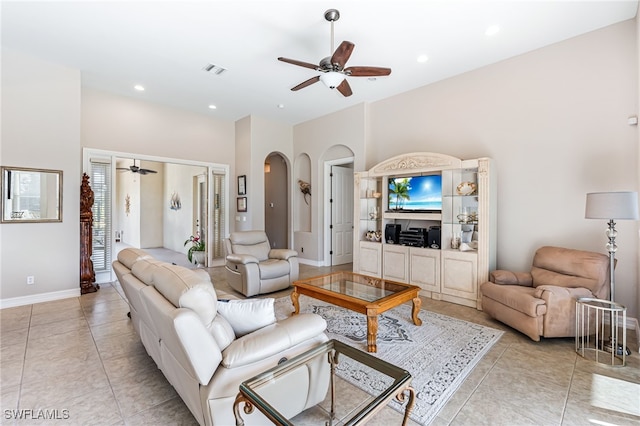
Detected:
left=336, top=79, right=353, bottom=97
left=116, top=167, right=130, bottom=171
left=139, top=169, right=157, bottom=175
left=345, top=66, right=392, bottom=77
left=331, top=41, right=355, bottom=69
left=291, top=76, right=321, bottom=91
left=278, top=57, right=319, bottom=70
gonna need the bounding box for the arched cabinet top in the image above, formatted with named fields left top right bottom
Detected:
left=368, top=152, right=464, bottom=177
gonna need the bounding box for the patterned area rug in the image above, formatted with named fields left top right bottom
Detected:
left=274, top=296, right=503, bottom=425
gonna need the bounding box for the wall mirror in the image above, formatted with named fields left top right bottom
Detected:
left=1, top=166, right=63, bottom=223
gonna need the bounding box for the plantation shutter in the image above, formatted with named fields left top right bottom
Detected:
left=212, top=172, right=225, bottom=258
left=90, top=160, right=112, bottom=272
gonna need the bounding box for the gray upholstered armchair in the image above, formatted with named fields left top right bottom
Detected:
left=224, top=231, right=299, bottom=297
left=480, top=246, right=610, bottom=341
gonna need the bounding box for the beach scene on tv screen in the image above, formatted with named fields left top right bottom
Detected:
left=388, top=175, right=442, bottom=211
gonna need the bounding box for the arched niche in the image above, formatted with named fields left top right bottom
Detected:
left=264, top=152, right=289, bottom=249
left=294, top=153, right=311, bottom=232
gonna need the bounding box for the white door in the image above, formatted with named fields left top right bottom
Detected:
left=330, top=165, right=354, bottom=265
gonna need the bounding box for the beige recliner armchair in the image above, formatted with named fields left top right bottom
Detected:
left=224, top=231, right=299, bottom=297
left=480, top=246, right=610, bottom=341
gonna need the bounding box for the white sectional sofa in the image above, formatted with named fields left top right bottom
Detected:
left=113, top=248, right=330, bottom=425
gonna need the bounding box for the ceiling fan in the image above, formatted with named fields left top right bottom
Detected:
left=116, top=159, right=157, bottom=175
left=278, top=9, right=391, bottom=97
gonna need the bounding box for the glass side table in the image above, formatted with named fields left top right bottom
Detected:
left=233, top=339, right=415, bottom=426
left=575, top=297, right=626, bottom=366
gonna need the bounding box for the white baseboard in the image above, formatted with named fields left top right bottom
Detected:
left=298, top=258, right=324, bottom=267
left=0, top=288, right=80, bottom=309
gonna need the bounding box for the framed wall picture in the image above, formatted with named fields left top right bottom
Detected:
left=238, top=175, right=247, bottom=195
left=237, top=197, right=247, bottom=212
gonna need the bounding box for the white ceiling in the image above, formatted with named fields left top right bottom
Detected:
left=2, top=1, right=637, bottom=125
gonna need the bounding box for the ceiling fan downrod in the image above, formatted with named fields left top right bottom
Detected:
left=324, top=9, right=340, bottom=57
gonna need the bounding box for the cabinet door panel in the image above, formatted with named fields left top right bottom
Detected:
left=359, top=241, right=382, bottom=277
left=410, top=248, right=440, bottom=292
left=383, top=245, right=409, bottom=283
left=442, top=251, right=477, bottom=299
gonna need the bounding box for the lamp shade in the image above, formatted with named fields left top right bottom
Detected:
left=320, top=72, right=344, bottom=89
left=585, top=191, right=639, bottom=220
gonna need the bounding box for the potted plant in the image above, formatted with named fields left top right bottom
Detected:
left=184, top=232, right=206, bottom=266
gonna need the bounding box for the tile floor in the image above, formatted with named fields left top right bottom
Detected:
left=1, top=262, right=639, bottom=425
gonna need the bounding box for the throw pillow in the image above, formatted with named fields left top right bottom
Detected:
left=217, top=298, right=276, bottom=337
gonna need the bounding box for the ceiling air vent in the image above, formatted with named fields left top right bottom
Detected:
left=202, top=63, right=227, bottom=75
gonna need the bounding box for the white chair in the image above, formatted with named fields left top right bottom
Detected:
left=223, top=230, right=299, bottom=296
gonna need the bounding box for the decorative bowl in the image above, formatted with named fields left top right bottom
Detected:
left=456, top=181, right=477, bottom=196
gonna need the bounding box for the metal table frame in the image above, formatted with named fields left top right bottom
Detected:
left=234, top=339, right=415, bottom=425
left=575, top=297, right=626, bottom=366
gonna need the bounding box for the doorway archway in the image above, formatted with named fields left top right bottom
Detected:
left=264, top=152, right=289, bottom=249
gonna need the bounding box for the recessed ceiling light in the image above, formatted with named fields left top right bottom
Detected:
left=134, top=85, right=145, bottom=91
left=277, top=104, right=285, bottom=109
left=485, top=25, right=500, bottom=36
left=417, top=54, right=429, bottom=63
left=208, top=105, right=217, bottom=110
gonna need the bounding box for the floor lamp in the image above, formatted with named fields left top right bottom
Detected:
left=585, top=191, right=639, bottom=355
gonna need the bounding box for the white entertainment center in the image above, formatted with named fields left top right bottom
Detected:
left=353, top=152, right=496, bottom=309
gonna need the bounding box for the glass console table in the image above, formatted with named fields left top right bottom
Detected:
left=233, top=339, right=415, bottom=425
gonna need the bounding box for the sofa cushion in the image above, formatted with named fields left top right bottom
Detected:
left=179, top=284, right=218, bottom=326
left=229, top=231, right=271, bottom=261
left=131, top=258, right=160, bottom=285
left=490, top=270, right=533, bottom=286
left=118, top=248, right=152, bottom=269
left=258, top=259, right=291, bottom=280
left=480, top=282, right=547, bottom=317
left=221, top=313, right=327, bottom=368
left=217, top=298, right=276, bottom=337
left=178, top=284, right=236, bottom=350
left=531, top=246, right=609, bottom=295
left=152, top=263, right=211, bottom=307
left=209, top=315, right=236, bottom=350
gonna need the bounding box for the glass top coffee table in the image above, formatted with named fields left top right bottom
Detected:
left=291, top=271, right=422, bottom=352
left=233, top=339, right=415, bottom=426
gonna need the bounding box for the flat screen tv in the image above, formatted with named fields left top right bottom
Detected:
left=388, top=174, right=442, bottom=212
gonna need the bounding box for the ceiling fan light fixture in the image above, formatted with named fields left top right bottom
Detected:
left=320, top=71, right=344, bottom=89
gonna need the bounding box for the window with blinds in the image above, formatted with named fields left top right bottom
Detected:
left=90, top=161, right=112, bottom=271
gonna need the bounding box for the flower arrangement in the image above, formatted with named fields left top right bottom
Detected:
left=184, top=232, right=205, bottom=263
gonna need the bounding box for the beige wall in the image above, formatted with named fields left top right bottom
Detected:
left=162, top=163, right=208, bottom=254
left=1, top=48, right=81, bottom=303
left=367, top=19, right=639, bottom=318
left=116, top=166, right=141, bottom=247
left=234, top=116, right=293, bottom=234
left=293, top=103, right=367, bottom=262
left=115, top=159, right=165, bottom=249
left=81, top=88, right=235, bottom=166
left=139, top=161, right=164, bottom=248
